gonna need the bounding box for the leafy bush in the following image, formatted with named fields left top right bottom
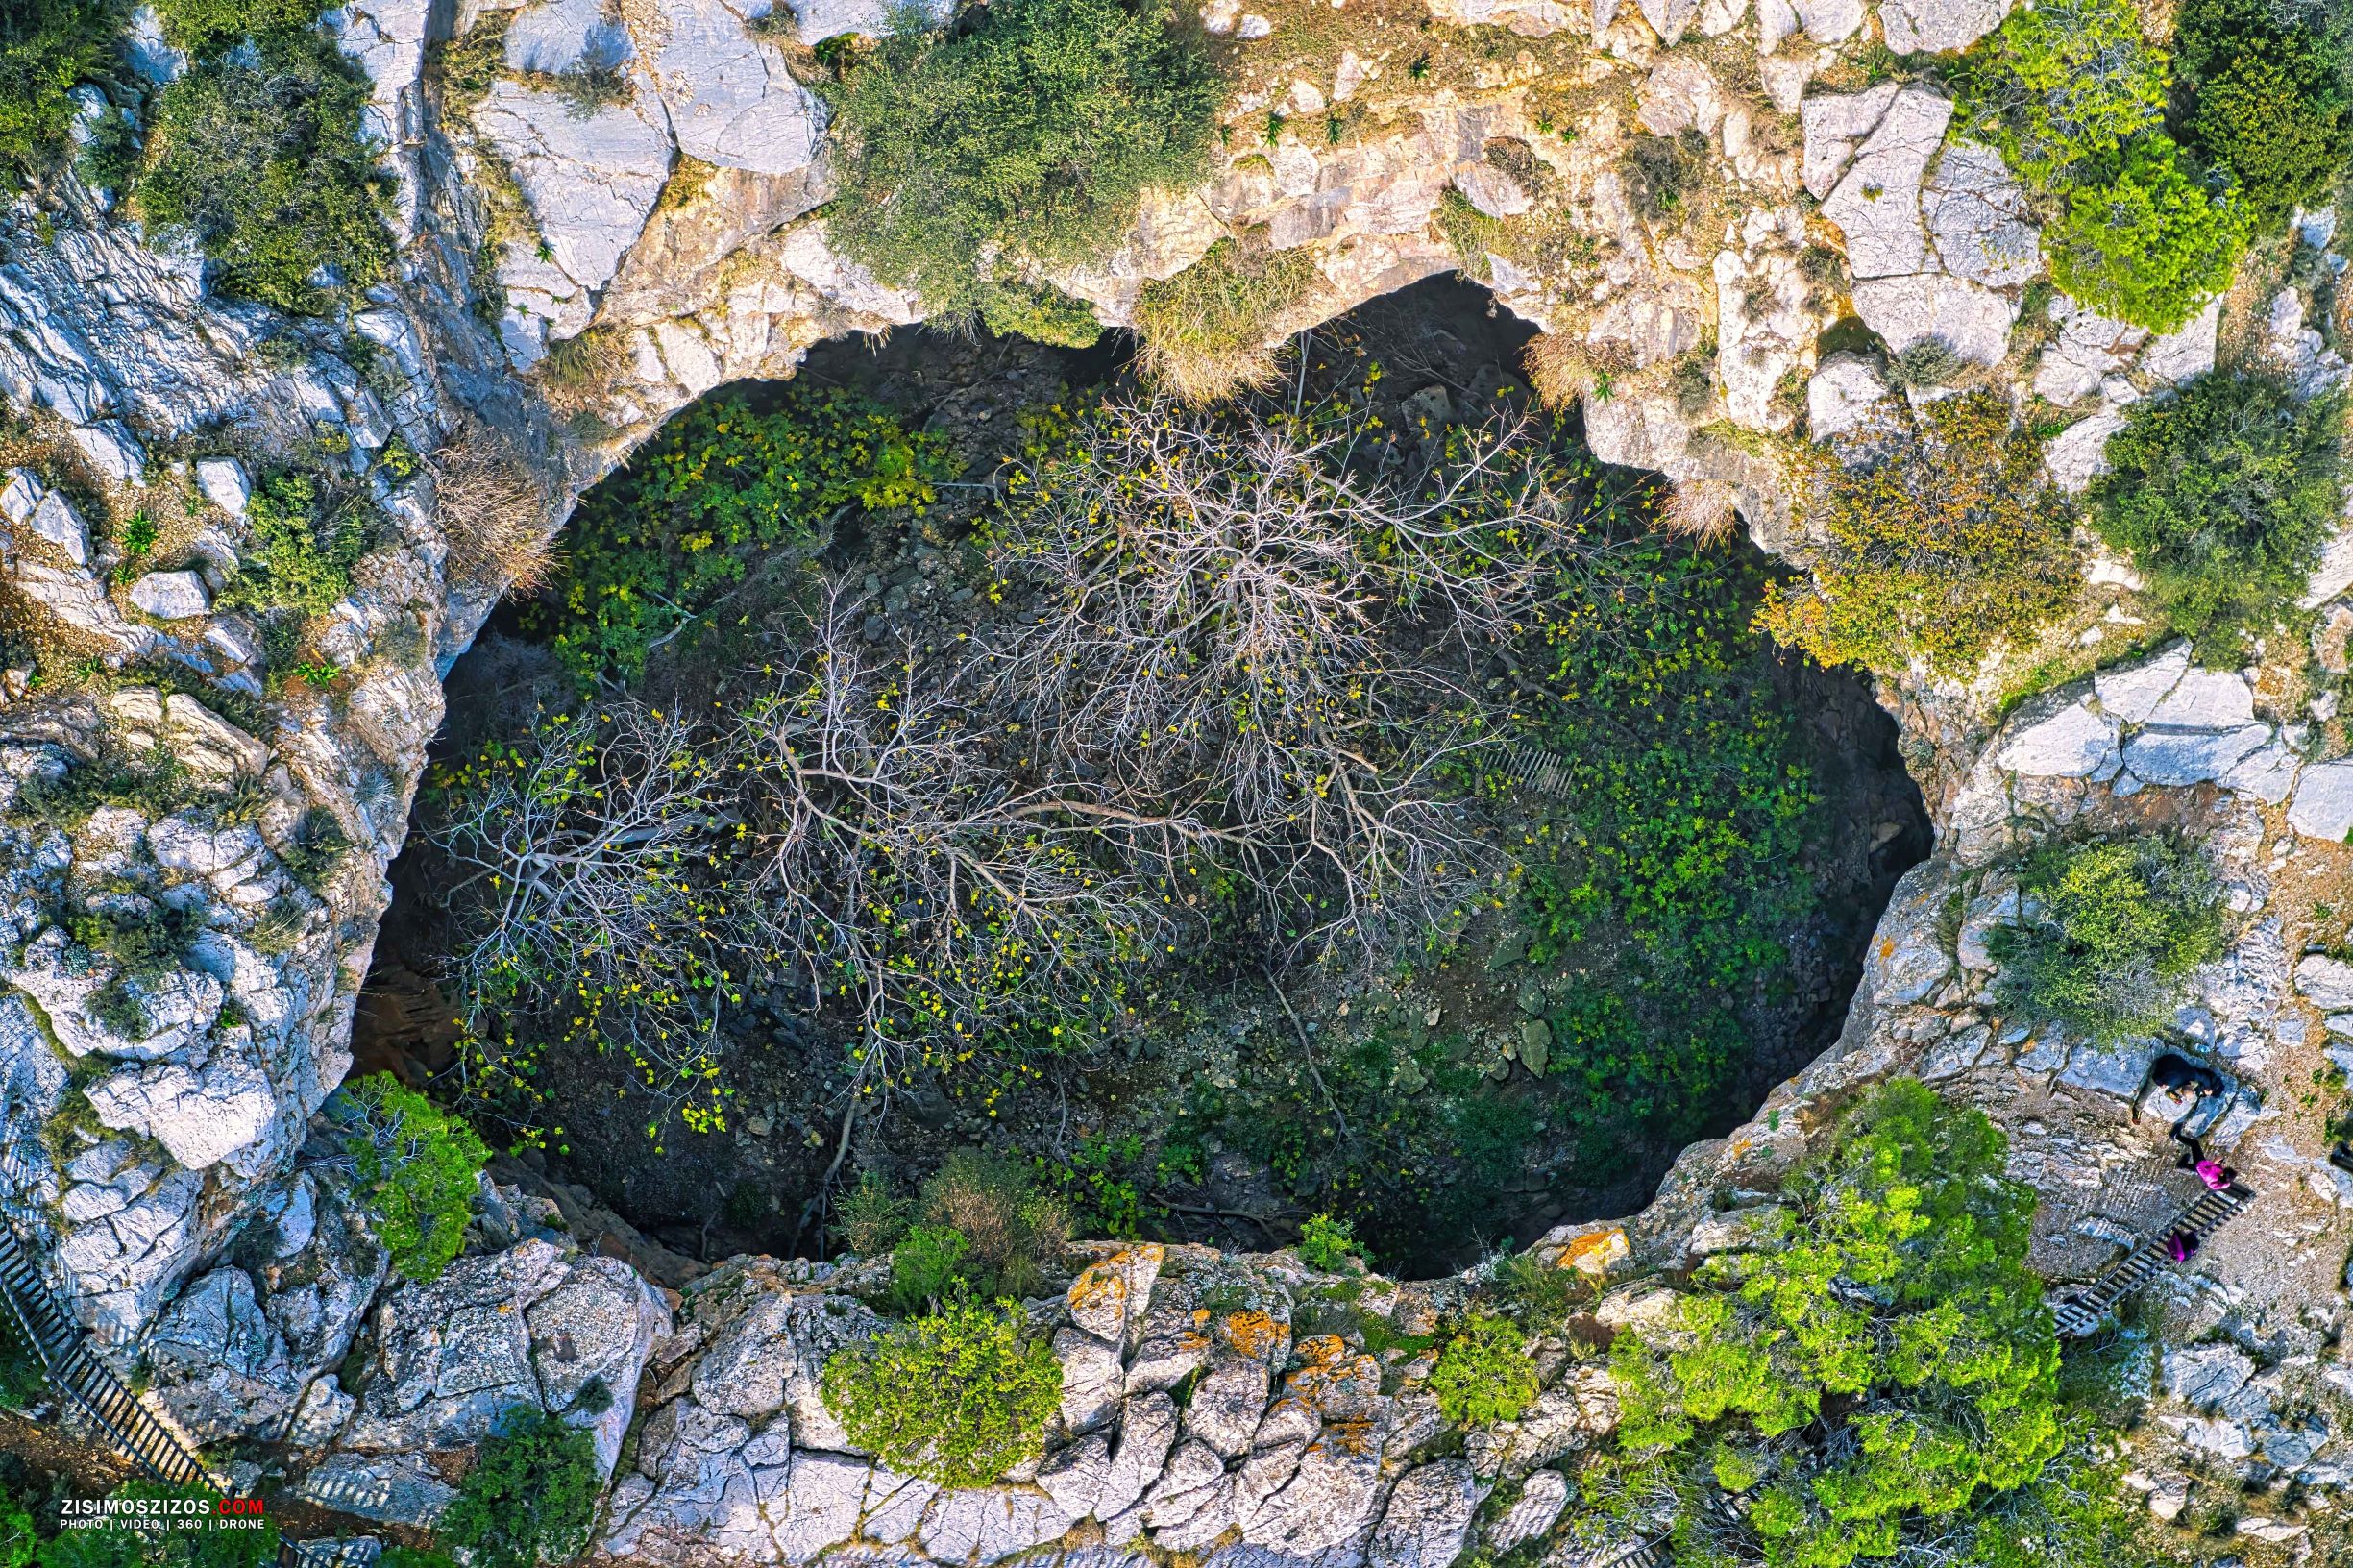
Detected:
left=1296, top=1213, right=1359, bottom=1272
left=1955, top=0, right=2167, bottom=189
left=1990, top=836, right=2226, bottom=1041
left=435, top=1408, right=601, bottom=1568
left=1428, top=1312, right=1538, bottom=1426
left=537, top=387, right=953, bottom=684
left=819, top=0, right=1219, bottom=316
left=150, top=0, right=330, bottom=54
left=821, top=1297, right=1063, bottom=1488
left=2046, top=135, right=2252, bottom=333
left=339, top=1074, right=490, bottom=1281
left=2174, top=0, right=2353, bottom=228
left=835, top=1169, right=913, bottom=1256
left=137, top=29, right=395, bottom=315
left=976, top=277, right=1105, bottom=348
left=887, top=1224, right=975, bottom=1313
left=218, top=472, right=367, bottom=617
left=2091, top=371, right=2349, bottom=652
left=1958, top=0, right=2248, bottom=333
left=0, top=0, right=111, bottom=191
left=1608, top=1080, right=2064, bottom=1568
left=0, top=1486, right=30, bottom=1568
left=909, top=1149, right=1070, bottom=1303
left=1132, top=237, right=1320, bottom=404
left=1760, top=392, right=2080, bottom=676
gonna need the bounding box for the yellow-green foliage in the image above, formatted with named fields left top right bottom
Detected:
left=821, top=1298, right=1064, bottom=1488
left=1429, top=1312, right=1539, bottom=1426
left=1609, top=1081, right=2063, bottom=1568
left=339, top=1074, right=490, bottom=1282
left=1990, top=835, right=2226, bottom=1041
left=1758, top=393, right=2080, bottom=676
left=820, top=0, right=1221, bottom=316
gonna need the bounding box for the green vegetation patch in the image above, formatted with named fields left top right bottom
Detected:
left=536, top=387, right=955, bottom=685
left=0, top=0, right=114, bottom=192
left=1957, top=0, right=2249, bottom=333
left=1605, top=1080, right=2065, bottom=1567
left=338, top=1073, right=491, bottom=1282
left=1990, top=835, right=2226, bottom=1042
left=1759, top=391, right=2080, bottom=677
left=2092, top=371, right=2350, bottom=657
left=850, top=1150, right=1074, bottom=1313
left=819, top=0, right=1222, bottom=317
left=821, top=1296, right=1064, bottom=1488
left=2174, top=0, right=2353, bottom=229
left=138, top=28, right=396, bottom=316
left=218, top=472, right=368, bottom=617
left=435, top=1408, right=602, bottom=1568
left=1429, top=1311, right=1538, bottom=1426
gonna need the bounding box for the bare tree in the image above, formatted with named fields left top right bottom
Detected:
left=428, top=701, right=771, bottom=1133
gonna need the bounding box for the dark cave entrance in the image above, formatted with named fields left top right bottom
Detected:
left=366, top=276, right=1929, bottom=1278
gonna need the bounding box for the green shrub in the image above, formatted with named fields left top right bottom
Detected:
left=976, top=277, right=1104, bottom=348
left=137, top=29, right=395, bottom=315
left=1131, top=237, right=1320, bottom=404
left=0, top=1487, right=30, bottom=1568
left=820, top=0, right=1221, bottom=316
left=1955, top=0, right=2167, bottom=190
left=2091, top=371, right=2349, bottom=652
left=535, top=387, right=954, bottom=684
left=1428, top=1312, right=1538, bottom=1426
left=834, top=1169, right=912, bottom=1257
left=1296, top=1213, right=1359, bottom=1273
left=217, top=472, right=367, bottom=617
left=2046, top=135, right=2252, bottom=333
left=2175, top=0, right=2353, bottom=228
left=150, top=0, right=330, bottom=54
left=1609, top=1080, right=2063, bottom=1568
left=1759, top=391, right=2080, bottom=676
left=1990, top=836, right=2226, bottom=1041
left=909, top=1149, right=1069, bottom=1303
left=1959, top=0, right=2250, bottom=332
left=887, top=1223, right=974, bottom=1313
left=0, top=0, right=111, bottom=191
left=821, top=1297, right=1063, bottom=1487
left=435, top=1408, right=601, bottom=1568
left=339, top=1073, right=490, bottom=1282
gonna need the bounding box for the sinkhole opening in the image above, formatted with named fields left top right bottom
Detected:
left=367, top=276, right=1928, bottom=1280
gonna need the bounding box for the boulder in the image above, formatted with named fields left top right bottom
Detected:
left=1369, top=1460, right=1478, bottom=1568
left=1876, top=0, right=2011, bottom=54
left=1822, top=87, right=1952, bottom=280
left=2120, top=724, right=2269, bottom=788
left=2290, top=761, right=2353, bottom=843
left=1994, top=701, right=2118, bottom=780
left=648, top=0, right=826, bottom=177
left=128, top=570, right=210, bottom=620
left=1807, top=351, right=1891, bottom=441
left=149, top=1266, right=297, bottom=1440
left=1922, top=140, right=2040, bottom=288
left=1851, top=273, right=2016, bottom=366
left=193, top=456, right=251, bottom=516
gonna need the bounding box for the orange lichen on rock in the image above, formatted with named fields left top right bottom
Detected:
left=1217, top=1308, right=1291, bottom=1363
left=1562, top=1226, right=1629, bottom=1278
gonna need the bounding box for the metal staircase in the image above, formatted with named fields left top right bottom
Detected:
left=2050, top=1183, right=2252, bottom=1338
left=0, top=1171, right=341, bottom=1568
left=1496, top=742, right=1574, bottom=799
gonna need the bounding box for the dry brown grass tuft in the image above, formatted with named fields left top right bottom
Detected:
left=1133, top=236, right=1319, bottom=405
left=531, top=325, right=631, bottom=414
left=1659, top=478, right=1740, bottom=543
left=430, top=418, right=558, bottom=600
left=1522, top=332, right=1597, bottom=408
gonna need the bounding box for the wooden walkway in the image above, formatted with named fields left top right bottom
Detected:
left=2050, top=1184, right=2252, bottom=1338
